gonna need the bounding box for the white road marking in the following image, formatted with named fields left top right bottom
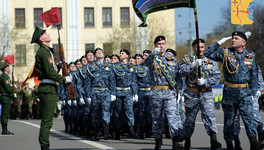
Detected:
left=196, top=121, right=245, bottom=128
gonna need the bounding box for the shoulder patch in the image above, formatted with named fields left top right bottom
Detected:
left=116, top=66, right=122, bottom=69
left=6, top=80, right=9, bottom=84
left=137, top=68, right=143, bottom=70
left=48, top=57, right=53, bottom=64
left=92, top=65, right=98, bottom=68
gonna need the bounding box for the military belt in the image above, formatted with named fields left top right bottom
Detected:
left=139, top=88, right=151, bottom=91
left=41, top=79, right=58, bottom=85
left=225, top=81, right=248, bottom=88
left=151, top=85, right=170, bottom=90
left=186, top=86, right=212, bottom=93
left=93, top=87, right=108, bottom=91
left=116, top=87, right=130, bottom=91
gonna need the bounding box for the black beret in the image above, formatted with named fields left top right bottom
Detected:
left=69, top=61, right=75, bottom=66
left=154, top=35, right=165, bottom=43
left=111, top=54, right=120, bottom=60
left=166, top=49, right=177, bottom=57
left=94, top=47, right=104, bottom=55
left=192, top=39, right=205, bottom=46
left=134, top=54, right=143, bottom=59
left=74, top=59, right=81, bottom=65
left=232, top=31, right=247, bottom=41
left=85, top=50, right=94, bottom=56
left=120, top=49, right=130, bottom=56
left=143, top=50, right=151, bottom=54
left=80, top=55, right=86, bottom=60
left=129, top=56, right=135, bottom=59
left=104, top=55, right=111, bottom=59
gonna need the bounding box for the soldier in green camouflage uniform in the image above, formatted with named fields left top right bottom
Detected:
left=20, top=83, right=33, bottom=119
left=31, top=26, right=72, bottom=150
left=0, top=61, right=14, bottom=135
left=10, top=81, right=21, bottom=119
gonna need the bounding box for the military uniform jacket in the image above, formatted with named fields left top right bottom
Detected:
left=0, top=73, right=13, bottom=96
left=143, top=52, right=183, bottom=90
left=204, top=42, right=258, bottom=95
left=135, top=65, right=151, bottom=88
left=86, top=61, right=116, bottom=96
left=20, top=88, right=33, bottom=102
left=35, top=44, right=64, bottom=83
left=179, top=54, right=220, bottom=89
left=113, top=62, right=137, bottom=95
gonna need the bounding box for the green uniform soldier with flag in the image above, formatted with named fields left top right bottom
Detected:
left=31, top=26, right=72, bottom=150
left=0, top=60, right=14, bottom=135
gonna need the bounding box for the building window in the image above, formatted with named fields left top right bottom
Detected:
left=103, top=8, right=112, bottom=27
left=34, top=45, right=40, bottom=55
left=84, top=8, right=94, bottom=27
left=15, top=9, right=25, bottom=28
left=34, top=8, right=43, bottom=27
left=121, top=42, right=131, bottom=51
left=52, top=8, right=62, bottom=28
left=52, top=44, right=60, bottom=63
left=85, top=43, right=95, bottom=52
left=120, top=7, right=130, bottom=27
left=15, top=45, right=26, bottom=66
left=103, top=43, right=113, bottom=56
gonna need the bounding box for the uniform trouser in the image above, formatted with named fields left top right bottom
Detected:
left=63, top=104, right=71, bottom=126
left=222, top=86, right=257, bottom=143
left=138, top=91, right=152, bottom=127
left=183, top=91, right=217, bottom=137
left=91, top=90, right=111, bottom=128
left=22, top=102, right=29, bottom=118
left=234, top=96, right=264, bottom=136
left=38, top=84, right=58, bottom=146
left=0, top=96, right=12, bottom=126
left=149, top=89, right=182, bottom=139
left=114, top=92, right=134, bottom=128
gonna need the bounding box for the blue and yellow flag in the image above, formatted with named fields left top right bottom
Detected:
left=132, top=0, right=196, bottom=27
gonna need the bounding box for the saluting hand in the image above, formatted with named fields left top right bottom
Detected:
left=217, top=36, right=232, bottom=45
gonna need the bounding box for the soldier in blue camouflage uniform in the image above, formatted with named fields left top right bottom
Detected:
left=111, top=54, right=120, bottom=63
left=86, top=48, right=116, bottom=141
left=204, top=31, right=264, bottom=150
left=143, top=50, right=151, bottom=59
left=143, top=35, right=183, bottom=150
left=179, top=39, right=221, bottom=150
left=77, top=50, right=94, bottom=138
left=134, top=54, right=152, bottom=139
left=113, top=49, right=138, bottom=140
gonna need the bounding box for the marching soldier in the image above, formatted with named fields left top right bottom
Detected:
left=113, top=49, right=138, bottom=140
left=20, top=83, right=33, bottom=119
left=10, top=81, right=21, bottom=119
left=0, top=60, right=15, bottom=135
left=179, top=39, right=222, bottom=150
left=204, top=31, right=264, bottom=150
left=143, top=35, right=183, bottom=150
left=31, top=26, right=72, bottom=150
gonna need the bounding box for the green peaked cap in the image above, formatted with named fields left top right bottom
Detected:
left=31, top=26, right=46, bottom=44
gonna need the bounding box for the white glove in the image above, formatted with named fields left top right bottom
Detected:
left=197, top=78, right=205, bottom=86
left=245, top=31, right=252, bottom=39
left=65, top=76, right=72, bottom=84
left=67, top=100, right=72, bottom=106
left=181, top=96, right=185, bottom=103
left=256, top=90, right=261, bottom=99
left=87, top=98, right=92, bottom=104
left=111, top=95, right=116, bottom=102
left=152, top=48, right=161, bottom=55
left=79, top=97, right=85, bottom=105
left=36, top=98, right=40, bottom=102
left=192, top=59, right=202, bottom=67
left=177, top=93, right=181, bottom=103
left=14, top=93, right=17, bottom=98
left=217, top=36, right=232, bottom=45
left=133, top=94, right=138, bottom=102
left=57, top=102, right=62, bottom=111
left=73, top=99, right=77, bottom=106
left=62, top=100, right=66, bottom=106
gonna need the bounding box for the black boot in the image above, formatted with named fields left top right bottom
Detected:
left=226, top=142, right=233, bottom=150
left=165, top=125, right=171, bottom=139
left=257, top=125, right=264, bottom=143
left=178, top=128, right=185, bottom=142
left=115, top=128, right=120, bottom=140
left=41, top=145, right=50, bottom=150
left=234, top=135, right=242, bottom=150
left=184, top=137, right=191, bottom=150
left=154, top=138, right=161, bottom=150
left=128, top=126, right=135, bottom=138
left=2, top=124, right=14, bottom=135
left=138, top=126, right=145, bottom=139
left=210, top=132, right=222, bottom=150
left=249, top=136, right=264, bottom=150
left=93, top=128, right=100, bottom=141
left=103, top=123, right=110, bottom=140
left=172, top=136, right=183, bottom=150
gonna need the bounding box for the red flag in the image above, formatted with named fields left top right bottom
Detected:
left=21, top=65, right=38, bottom=88
left=3, top=55, right=14, bottom=65
left=40, top=7, right=60, bottom=28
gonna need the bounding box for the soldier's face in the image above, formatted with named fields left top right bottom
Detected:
left=69, top=64, right=76, bottom=72
left=232, top=36, right=246, bottom=49
left=155, top=40, right=166, bottom=53
left=112, top=56, right=119, bottom=63
left=120, top=52, right=128, bottom=60
left=129, top=58, right=136, bottom=65
left=39, top=32, right=51, bottom=43
left=81, top=58, right=87, bottom=65
left=4, top=66, right=10, bottom=73
left=95, top=50, right=104, bottom=59
left=143, top=53, right=149, bottom=59
left=135, top=56, right=143, bottom=65
left=105, top=58, right=111, bottom=62
left=76, top=62, right=82, bottom=69
left=86, top=53, right=94, bottom=63
left=193, top=43, right=205, bottom=57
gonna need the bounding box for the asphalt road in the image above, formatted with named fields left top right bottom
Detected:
left=1, top=110, right=262, bottom=150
